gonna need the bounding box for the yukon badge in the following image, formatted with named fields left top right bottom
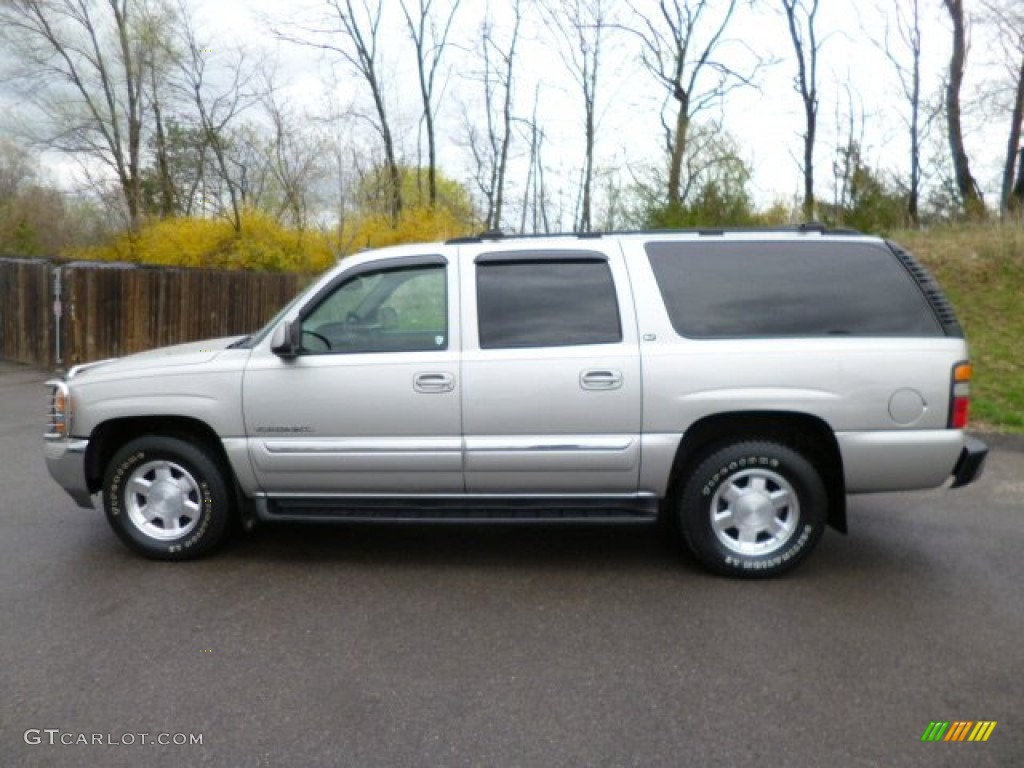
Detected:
left=255, top=425, right=314, bottom=433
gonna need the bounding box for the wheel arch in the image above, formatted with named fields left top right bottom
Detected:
left=668, top=411, right=847, bottom=533
left=85, top=416, right=232, bottom=496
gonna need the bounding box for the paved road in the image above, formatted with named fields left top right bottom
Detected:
left=1, top=361, right=1021, bottom=767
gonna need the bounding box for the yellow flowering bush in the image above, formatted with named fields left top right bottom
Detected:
left=68, top=210, right=336, bottom=273
left=340, top=205, right=476, bottom=253
left=68, top=205, right=478, bottom=272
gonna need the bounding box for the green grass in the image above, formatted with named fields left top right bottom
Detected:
left=893, top=226, right=1024, bottom=433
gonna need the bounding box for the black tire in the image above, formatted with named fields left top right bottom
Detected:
left=677, top=441, right=826, bottom=578
left=102, top=435, right=233, bottom=560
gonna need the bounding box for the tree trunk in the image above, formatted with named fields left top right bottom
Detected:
left=370, top=83, right=402, bottom=224
left=1000, top=54, right=1024, bottom=216
left=783, top=0, right=820, bottom=222
left=802, top=96, right=816, bottom=220
left=151, top=80, right=176, bottom=218
left=944, top=0, right=984, bottom=215
left=908, top=43, right=921, bottom=226
left=579, top=103, right=594, bottom=232
left=667, top=92, right=690, bottom=213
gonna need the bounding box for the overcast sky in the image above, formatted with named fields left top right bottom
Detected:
left=14, top=0, right=1017, bottom=218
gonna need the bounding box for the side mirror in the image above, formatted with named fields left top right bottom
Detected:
left=270, top=321, right=300, bottom=358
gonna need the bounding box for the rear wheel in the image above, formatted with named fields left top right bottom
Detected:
left=677, top=441, right=826, bottom=578
left=102, top=436, right=232, bottom=560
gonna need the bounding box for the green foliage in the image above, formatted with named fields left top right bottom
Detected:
left=0, top=182, right=105, bottom=257
left=140, top=121, right=207, bottom=218
left=896, top=226, right=1024, bottom=432
left=636, top=126, right=760, bottom=228
left=354, top=164, right=478, bottom=227
left=822, top=143, right=909, bottom=233
left=645, top=180, right=758, bottom=228
left=337, top=164, right=478, bottom=252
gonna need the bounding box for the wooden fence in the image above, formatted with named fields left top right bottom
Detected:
left=0, top=258, right=307, bottom=369
left=0, top=258, right=52, bottom=367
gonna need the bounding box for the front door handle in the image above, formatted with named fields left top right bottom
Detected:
left=414, top=372, right=455, bottom=393
left=580, top=369, right=623, bottom=390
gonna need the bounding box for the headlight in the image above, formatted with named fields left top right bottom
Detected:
left=45, top=380, right=71, bottom=438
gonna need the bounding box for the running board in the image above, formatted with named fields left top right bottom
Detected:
left=254, top=495, right=659, bottom=524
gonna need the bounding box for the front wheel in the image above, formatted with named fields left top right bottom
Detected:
left=102, top=436, right=233, bottom=560
left=677, top=441, right=827, bottom=578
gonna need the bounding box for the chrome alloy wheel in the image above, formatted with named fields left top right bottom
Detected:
left=709, top=468, right=799, bottom=556
left=124, top=460, right=202, bottom=541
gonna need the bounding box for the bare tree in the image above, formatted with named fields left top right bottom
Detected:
left=782, top=0, right=821, bottom=221
left=871, top=0, right=925, bottom=226
left=540, top=0, right=610, bottom=232
left=520, top=85, right=552, bottom=234
left=0, top=0, right=169, bottom=232
left=942, top=0, right=984, bottom=215
left=626, top=0, right=756, bottom=216
left=143, top=1, right=183, bottom=219
left=399, top=0, right=461, bottom=208
left=463, top=2, right=523, bottom=231
left=980, top=0, right=1024, bottom=217
left=148, top=63, right=178, bottom=219
left=274, top=0, right=402, bottom=224
left=262, top=90, right=326, bottom=231
left=0, top=139, right=37, bottom=202
left=174, top=6, right=259, bottom=232
left=830, top=83, right=867, bottom=223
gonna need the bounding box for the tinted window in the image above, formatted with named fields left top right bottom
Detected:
left=302, top=264, right=447, bottom=353
left=646, top=241, right=943, bottom=338
left=476, top=257, right=622, bottom=348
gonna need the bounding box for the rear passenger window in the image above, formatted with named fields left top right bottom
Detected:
left=476, top=255, right=622, bottom=348
left=646, top=241, right=943, bottom=338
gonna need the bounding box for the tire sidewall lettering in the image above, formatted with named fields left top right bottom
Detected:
left=102, top=437, right=230, bottom=560
left=681, top=442, right=825, bottom=578
left=107, top=451, right=144, bottom=518
left=709, top=455, right=811, bottom=569
left=722, top=523, right=814, bottom=570
left=165, top=483, right=213, bottom=555
left=701, top=455, right=780, bottom=498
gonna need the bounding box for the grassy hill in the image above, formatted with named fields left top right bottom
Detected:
left=894, top=226, right=1024, bottom=432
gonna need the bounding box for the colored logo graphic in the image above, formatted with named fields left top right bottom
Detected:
left=921, top=721, right=997, bottom=742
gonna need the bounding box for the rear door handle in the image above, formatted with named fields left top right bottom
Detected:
left=580, top=369, right=623, bottom=390
left=414, top=372, right=455, bottom=393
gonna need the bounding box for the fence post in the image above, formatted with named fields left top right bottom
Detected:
left=52, top=265, right=63, bottom=368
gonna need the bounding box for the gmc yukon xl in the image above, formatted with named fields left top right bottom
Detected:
left=44, top=227, right=988, bottom=577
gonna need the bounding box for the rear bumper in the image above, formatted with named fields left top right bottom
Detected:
left=950, top=436, right=988, bottom=488
left=837, top=430, right=988, bottom=493
left=44, top=438, right=94, bottom=509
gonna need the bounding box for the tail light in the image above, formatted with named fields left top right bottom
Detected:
left=949, top=362, right=972, bottom=429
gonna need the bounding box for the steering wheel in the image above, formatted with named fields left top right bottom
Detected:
left=301, top=329, right=332, bottom=351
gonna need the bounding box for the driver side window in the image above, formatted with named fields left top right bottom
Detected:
left=301, top=263, right=447, bottom=354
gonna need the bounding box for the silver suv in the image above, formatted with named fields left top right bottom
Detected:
left=44, top=227, right=988, bottom=577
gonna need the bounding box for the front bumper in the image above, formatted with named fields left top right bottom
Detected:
left=43, top=438, right=94, bottom=509
left=950, top=436, right=988, bottom=488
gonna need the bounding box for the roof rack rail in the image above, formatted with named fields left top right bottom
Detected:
left=444, top=224, right=865, bottom=245
left=445, top=229, right=603, bottom=244
left=797, top=221, right=826, bottom=233
left=795, top=221, right=865, bottom=235
left=445, top=230, right=504, bottom=245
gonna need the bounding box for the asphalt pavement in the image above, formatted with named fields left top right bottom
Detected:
left=1, top=360, right=1021, bottom=767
